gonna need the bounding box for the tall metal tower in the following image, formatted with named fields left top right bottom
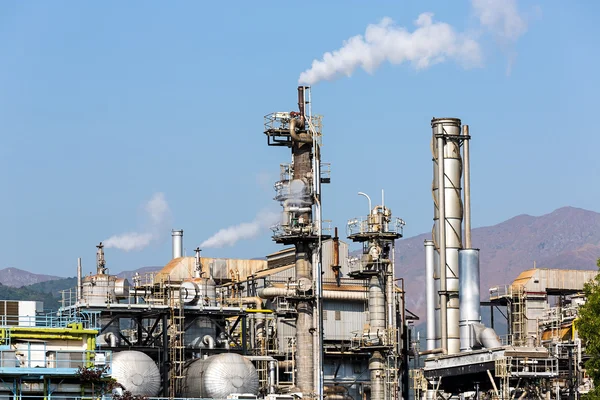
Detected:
left=263, top=86, right=330, bottom=399
left=347, top=193, right=405, bottom=400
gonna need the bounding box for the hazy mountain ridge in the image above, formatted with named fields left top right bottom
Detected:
left=2, top=206, right=599, bottom=324
left=0, top=267, right=63, bottom=287
left=398, top=206, right=600, bottom=321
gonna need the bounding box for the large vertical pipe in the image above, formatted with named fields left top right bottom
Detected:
left=424, top=240, right=436, bottom=352
left=77, top=258, right=82, bottom=301
left=434, top=122, right=448, bottom=354
left=369, top=351, right=385, bottom=400
left=295, top=245, right=314, bottom=395
left=463, top=125, right=472, bottom=249
left=172, top=229, right=183, bottom=259
left=369, top=276, right=386, bottom=334
left=459, top=249, right=481, bottom=351
left=432, top=118, right=463, bottom=355
left=433, top=250, right=441, bottom=349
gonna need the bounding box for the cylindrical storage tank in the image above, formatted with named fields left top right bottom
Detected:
left=81, top=274, right=117, bottom=306
left=180, top=281, right=199, bottom=305
left=111, top=351, right=161, bottom=397
left=182, top=353, right=259, bottom=398
left=459, top=249, right=481, bottom=351
left=114, top=278, right=130, bottom=298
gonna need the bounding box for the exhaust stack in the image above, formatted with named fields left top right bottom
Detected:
left=172, top=229, right=183, bottom=259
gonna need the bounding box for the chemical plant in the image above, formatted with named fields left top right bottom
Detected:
left=0, top=87, right=597, bottom=400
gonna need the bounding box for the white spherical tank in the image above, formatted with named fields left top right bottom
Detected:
left=111, top=351, right=161, bottom=397
left=182, top=353, right=259, bottom=398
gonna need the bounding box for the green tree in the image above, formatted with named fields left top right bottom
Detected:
left=576, top=258, right=600, bottom=399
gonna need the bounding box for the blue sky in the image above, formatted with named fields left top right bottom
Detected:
left=1, top=1, right=598, bottom=277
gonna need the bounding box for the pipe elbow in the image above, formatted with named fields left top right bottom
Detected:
left=290, top=117, right=312, bottom=143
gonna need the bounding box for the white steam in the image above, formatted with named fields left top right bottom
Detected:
left=471, top=0, right=527, bottom=42
left=103, top=192, right=172, bottom=252
left=201, top=209, right=280, bottom=249
left=298, top=13, right=482, bottom=85
left=298, top=0, right=532, bottom=85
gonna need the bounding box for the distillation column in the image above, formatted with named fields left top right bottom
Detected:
left=431, top=118, right=464, bottom=355
left=347, top=198, right=404, bottom=400
left=262, top=86, right=329, bottom=398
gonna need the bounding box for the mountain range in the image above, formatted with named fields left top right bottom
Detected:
left=1, top=206, right=599, bottom=324
left=397, top=206, right=600, bottom=320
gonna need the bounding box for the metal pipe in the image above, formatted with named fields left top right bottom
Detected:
left=369, top=351, right=385, bottom=400
left=358, top=192, right=372, bottom=215
left=77, top=258, right=82, bottom=301
left=424, top=240, right=436, bottom=353
left=459, top=249, right=481, bottom=351
left=268, top=360, right=277, bottom=394
left=419, top=348, right=444, bottom=356
left=435, top=122, right=448, bottom=354
left=289, top=117, right=311, bottom=143
left=172, top=229, right=183, bottom=259
left=258, top=287, right=368, bottom=301
left=463, top=125, right=472, bottom=248
left=202, top=334, right=216, bottom=349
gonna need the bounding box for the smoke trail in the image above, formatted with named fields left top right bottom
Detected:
left=298, top=13, right=482, bottom=85
left=471, top=0, right=527, bottom=42
left=104, top=192, right=172, bottom=251
left=201, top=209, right=280, bottom=249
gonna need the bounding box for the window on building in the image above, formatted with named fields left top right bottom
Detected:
left=335, top=310, right=341, bottom=321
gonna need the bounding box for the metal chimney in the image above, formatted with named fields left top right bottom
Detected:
left=172, top=229, right=183, bottom=259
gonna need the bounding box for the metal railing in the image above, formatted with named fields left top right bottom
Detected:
left=350, top=328, right=398, bottom=349
left=270, top=220, right=331, bottom=238
left=346, top=216, right=405, bottom=237
left=494, top=356, right=558, bottom=378
left=0, top=349, right=112, bottom=372
left=347, top=256, right=390, bottom=276
left=0, top=312, right=101, bottom=330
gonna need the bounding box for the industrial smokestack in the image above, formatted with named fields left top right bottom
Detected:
left=172, top=229, right=183, bottom=259
left=431, top=117, right=463, bottom=355
left=77, top=257, right=82, bottom=301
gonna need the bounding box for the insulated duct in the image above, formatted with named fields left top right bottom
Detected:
left=424, top=240, right=436, bottom=353
left=172, top=229, right=183, bottom=259
left=459, top=249, right=481, bottom=351
left=258, top=287, right=367, bottom=301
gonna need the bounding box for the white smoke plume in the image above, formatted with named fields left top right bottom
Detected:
left=201, top=209, right=280, bottom=249
left=471, top=0, right=527, bottom=42
left=298, top=0, right=532, bottom=85
left=103, top=192, right=172, bottom=252
left=298, top=13, right=482, bottom=85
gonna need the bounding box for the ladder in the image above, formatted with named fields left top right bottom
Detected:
left=169, top=286, right=185, bottom=397
left=385, top=352, right=399, bottom=400
left=511, top=285, right=526, bottom=346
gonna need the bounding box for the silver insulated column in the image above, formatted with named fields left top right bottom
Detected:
left=459, top=249, right=481, bottom=351
left=431, top=118, right=463, bottom=355
left=172, top=229, right=183, bottom=259
left=424, top=240, right=436, bottom=353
